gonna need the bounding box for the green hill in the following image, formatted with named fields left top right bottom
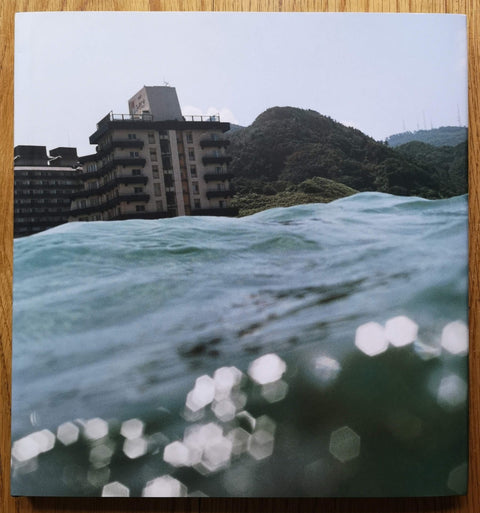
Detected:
left=385, top=126, right=467, bottom=147
left=227, top=107, right=457, bottom=214
left=394, top=141, right=467, bottom=196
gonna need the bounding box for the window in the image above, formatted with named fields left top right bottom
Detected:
left=148, top=133, right=155, bottom=144
left=150, top=149, right=158, bottom=162
left=162, top=156, right=172, bottom=170
left=128, top=133, right=137, bottom=139
left=154, top=183, right=162, bottom=196
left=186, top=132, right=193, bottom=144
left=152, top=165, right=159, bottom=178
left=188, top=149, right=195, bottom=161
left=134, top=187, right=143, bottom=194
left=215, top=166, right=222, bottom=174
left=130, top=151, right=139, bottom=158
left=156, top=200, right=163, bottom=211
left=192, top=182, right=199, bottom=195
left=160, top=140, right=171, bottom=154
left=136, top=205, right=145, bottom=212
left=132, top=169, right=141, bottom=176
left=219, top=201, right=225, bottom=208
left=190, top=165, right=197, bottom=178
left=194, top=199, right=201, bottom=209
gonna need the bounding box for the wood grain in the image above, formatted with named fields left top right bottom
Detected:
left=1, top=0, right=478, bottom=511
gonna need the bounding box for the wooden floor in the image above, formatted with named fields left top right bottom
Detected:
left=1, top=1, right=479, bottom=511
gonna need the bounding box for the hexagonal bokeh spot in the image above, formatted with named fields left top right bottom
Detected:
left=102, top=481, right=130, bottom=497
left=83, top=418, right=109, bottom=441
left=199, top=436, right=233, bottom=474
left=314, top=355, right=341, bottom=385
left=261, top=380, right=288, bottom=403
left=163, top=440, right=191, bottom=467
left=247, top=429, right=274, bottom=461
left=12, top=429, right=56, bottom=463
left=57, top=422, right=80, bottom=446
left=248, top=353, right=286, bottom=385
left=186, top=375, right=216, bottom=412
left=441, top=320, right=468, bottom=355
left=142, top=475, right=187, bottom=497
left=447, top=462, right=468, bottom=494
left=123, top=437, right=148, bottom=459
left=355, top=322, right=388, bottom=356
left=385, top=315, right=418, bottom=347
left=12, top=435, right=41, bottom=462
left=212, top=399, right=237, bottom=422
left=437, top=374, right=468, bottom=409
left=120, top=418, right=144, bottom=440
left=329, top=426, right=361, bottom=463
left=89, top=442, right=114, bottom=468
left=30, top=429, right=55, bottom=453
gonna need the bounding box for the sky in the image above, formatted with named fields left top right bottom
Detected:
left=15, top=12, right=468, bottom=157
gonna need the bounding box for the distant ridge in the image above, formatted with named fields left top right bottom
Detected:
left=385, top=126, right=467, bottom=147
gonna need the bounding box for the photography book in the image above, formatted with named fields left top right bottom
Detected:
left=12, top=11, right=468, bottom=497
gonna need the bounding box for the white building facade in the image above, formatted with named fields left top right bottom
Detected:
left=70, top=86, right=237, bottom=221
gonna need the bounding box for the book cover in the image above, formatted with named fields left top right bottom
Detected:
left=12, top=12, right=468, bottom=497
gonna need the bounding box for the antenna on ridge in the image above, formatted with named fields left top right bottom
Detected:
left=457, top=104, right=462, bottom=126
left=163, top=79, right=170, bottom=87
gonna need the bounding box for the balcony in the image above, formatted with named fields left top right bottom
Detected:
left=94, top=139, right=145, bottom=158
left=203, top=171, right=234, bottom=182
left=71, top=176, right=148, bottom=199
left=70, top=194, right=150, bottom=216
left=81, top=157, right=146, bottom=179
left=199, top=139, right=230, bottom=149
left=206, top=188, right=234, bottom=199
left=202, top=155, right=232, bottom=166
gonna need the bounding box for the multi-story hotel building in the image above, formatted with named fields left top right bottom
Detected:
left=14, top=145, right=82, bottom=237
left=70, top=86, right=237, bottom=221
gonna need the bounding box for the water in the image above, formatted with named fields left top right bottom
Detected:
left=11, top=192, right=468, bottom=497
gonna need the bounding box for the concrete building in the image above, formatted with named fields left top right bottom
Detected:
left=14, top=146, right=82, bottom=237
left=70, top=86, right=237, bottom=222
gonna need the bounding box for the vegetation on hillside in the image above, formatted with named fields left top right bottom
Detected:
left=225, top=108, right=467, bottom=215
left=231, top=177, right=357, bottom=217
left=385, top=126, right=467, bottom=148
left=394, top=141, right=467, bottom=197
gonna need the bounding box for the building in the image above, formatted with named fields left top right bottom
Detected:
left=70, top=86, right=237, bottom=222
left=14, top=146, right=82, bottom=237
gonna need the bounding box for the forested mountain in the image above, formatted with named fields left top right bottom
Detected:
left=385, top=126, right=467, bottom=147
left=227, top=107, right=466, bottom=215
left=394, top=141, right=467, bottom=197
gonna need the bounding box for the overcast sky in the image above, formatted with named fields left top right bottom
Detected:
left=15, top=12, right=467, bottom=157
